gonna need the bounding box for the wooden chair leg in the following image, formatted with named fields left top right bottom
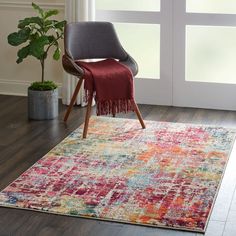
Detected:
left=64, top=78, right=83, bottom=122
left=82, top=96, right=93, bottom=139
left=132, top=100, right=146, bottom=129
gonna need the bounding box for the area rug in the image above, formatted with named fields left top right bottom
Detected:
left=0, top=117, right=235, bottom=232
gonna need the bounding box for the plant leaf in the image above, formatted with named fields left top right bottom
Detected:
left=44, top=19, right=55, bottom=26
left=29, top=36, right=49, bottom=59
left=16, top=45, right=30, bottom=63
left=32, top=2, right=44, bottom=17
left=47, top=35, right=56, bottom=43
left=8, top=27, right=31, bottom=46
left=29, top=32, right=40, bottom=41
left=44, top=9, right=59, bottom=19
left=53, top=47, right=61, bottom=60
left=54, top=20, right=67, bottom=30
left=18, top=17, right=43, bottom=29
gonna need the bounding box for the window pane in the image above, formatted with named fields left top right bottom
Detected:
left=96, top=0, right=160, bottom=12
left=114, top=23, right=160, bottom=79
left=186, top=26, right=236, bottom=84
left=187, top=0, right=236, bottom=14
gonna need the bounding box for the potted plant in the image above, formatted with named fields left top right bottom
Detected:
left=7, top=2, right=66, bottom=120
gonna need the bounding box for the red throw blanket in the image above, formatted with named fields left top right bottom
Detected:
left=76, top=59, right=134, bottom=116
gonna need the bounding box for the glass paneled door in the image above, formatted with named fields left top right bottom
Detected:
left=95, top=0, right=173, bottom=105
left=173, top=0, right=236, bottom=110
left=95, top=1, right=236, bottom=110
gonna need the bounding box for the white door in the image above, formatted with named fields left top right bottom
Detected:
left=95, top=1, right=236, bottom=111
left=95, top=0, right=173, bottom=105
left=173, top=0, right=236, bottom=110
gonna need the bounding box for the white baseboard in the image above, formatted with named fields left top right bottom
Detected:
left=0, top=79, right=62, bottom=98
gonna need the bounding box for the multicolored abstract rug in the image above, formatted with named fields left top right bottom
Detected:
left=0, top=117, right=235, bottom=232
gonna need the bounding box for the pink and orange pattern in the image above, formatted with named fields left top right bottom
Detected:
left=0, top=117, right=235, bottom=232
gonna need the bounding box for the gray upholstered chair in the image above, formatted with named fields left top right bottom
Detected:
left=62, top=22, right=145, bottom=138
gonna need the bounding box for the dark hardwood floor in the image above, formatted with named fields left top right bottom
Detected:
left=1, top=95, right=236, bottom=236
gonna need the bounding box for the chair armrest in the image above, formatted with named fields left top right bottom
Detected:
left=119, top=54, right=138, bottom=77
left=62, top=54, right=85, bottom=78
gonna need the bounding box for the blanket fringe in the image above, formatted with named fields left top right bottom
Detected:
left=96, top=99, right=134, bottom=116
left=84, top=89, right=134, bottom=116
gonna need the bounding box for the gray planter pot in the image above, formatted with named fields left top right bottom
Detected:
left=28, top=88, right=58, bottom=120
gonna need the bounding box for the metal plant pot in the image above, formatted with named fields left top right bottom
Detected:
left=28, top=88, right=58, bottom=120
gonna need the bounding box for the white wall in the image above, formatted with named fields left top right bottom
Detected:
left=0, top=0, right=65, bottom=96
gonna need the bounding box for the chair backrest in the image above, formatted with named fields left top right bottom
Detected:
left=64, top=22, right=128, bottom=61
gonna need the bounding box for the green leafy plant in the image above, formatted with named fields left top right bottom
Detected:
left=29, top=80, right=58, bottom=91
left=7, top=2, right=66, bottom=89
